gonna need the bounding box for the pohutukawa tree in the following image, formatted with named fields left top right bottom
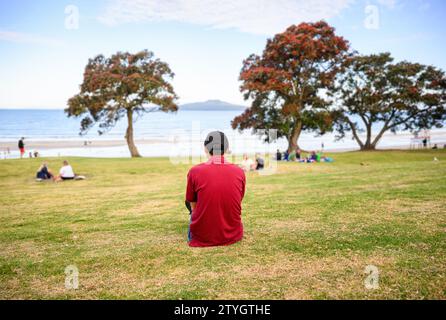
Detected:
left=231, top=21, right=350, bottom=152
left=66, top=50, right=178, bottom=157
left=331, top=52, right=446, bottom=150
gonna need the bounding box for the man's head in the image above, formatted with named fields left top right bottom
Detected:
left=204, top=131, right=229, bottom=156
left=63, top=160, right=69, bottom=166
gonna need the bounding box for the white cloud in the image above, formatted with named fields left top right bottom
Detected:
left=0, top=30, right=62, bottom=46
left=98, top=0, right=354, bottom=35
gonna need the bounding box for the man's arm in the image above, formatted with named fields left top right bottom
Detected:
left=185, top=170, right=197, bottom=214
left=184, top=200, right=196, bottom=214
left=241, top=172, right=246, bottom=199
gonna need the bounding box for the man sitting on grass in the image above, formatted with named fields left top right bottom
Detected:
left=185, top=131, right=246, bottom=247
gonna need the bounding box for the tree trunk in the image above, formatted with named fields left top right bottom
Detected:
left=287, top=121, right=303, bottom=153
left=360, top=144, right=376, bottom=151
left=362, top=124, right=375, bottom=150
left=364, top=125, right=389, bottom=151
left=125, top=109, right=142, bottom=158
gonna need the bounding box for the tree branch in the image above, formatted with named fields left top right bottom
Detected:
left=345, top=117, right=364, bottom=149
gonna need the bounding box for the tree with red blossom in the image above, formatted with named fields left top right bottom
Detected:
left=232, top=21, right=350, bottom=152
left=331, top=52, right=446, bottom=150
left=66, top=50, right=178, bottom=157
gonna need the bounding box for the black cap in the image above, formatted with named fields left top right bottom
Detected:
left=204, top=131, right=229, bottom=156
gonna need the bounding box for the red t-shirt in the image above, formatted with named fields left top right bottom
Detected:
left=186, top=155, right=246, bottom=247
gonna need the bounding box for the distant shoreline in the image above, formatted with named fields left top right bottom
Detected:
left=1, top=137, right=445, bottom=155
left=0, top=138, right=168, bottom=150
left=0, top=99, right=248, bottom=112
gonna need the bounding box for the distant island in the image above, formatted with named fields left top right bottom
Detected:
left=180, top=99, right=246, bottom=111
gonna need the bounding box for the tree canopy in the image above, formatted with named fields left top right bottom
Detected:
left=66, top=50, right=178, bottom=157
left=232, top=21, right=350, bottom=152
left=331, top=52, right=446, bottom=150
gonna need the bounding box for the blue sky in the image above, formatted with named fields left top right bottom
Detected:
left=0, top=0, right=445, bottom=108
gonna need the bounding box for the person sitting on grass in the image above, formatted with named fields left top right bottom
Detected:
left=54, top=160, right=76, bottom=182
left=309, top=151, right=318, bottom=162
left=296, top=148, right=302, bottom=161
left=36, top=162, right=54, bottom=181
left=276, top=149, right=282, bottom=161
left=240, top=153, right=256, bottom=172
left=255, top=153, right=264, bottom=170
left=316, top=151, right=322, bottom=162
left=185, top=131, right=246, bottom=247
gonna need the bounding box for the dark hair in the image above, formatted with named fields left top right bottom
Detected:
left=204, top=131, right=229, bottom=156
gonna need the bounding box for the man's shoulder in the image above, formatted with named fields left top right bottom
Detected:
left=226, top=162, right=245, bottom=175
left=188, top=161, right=244, bottom=175
left=188, top=162, right=206, bottom=172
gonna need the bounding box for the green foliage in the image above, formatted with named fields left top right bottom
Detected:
left=66, top=50, right=178, bottom=157
left=232, top=21, right=351, bottom=151
left=331, top=52, right=446, bottom=150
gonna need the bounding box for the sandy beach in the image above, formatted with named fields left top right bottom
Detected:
left=0, top=138, right=170, bottom=150
left=1, top=137, right=445, bottom=159
left=2, top=129, right=445, bottom=151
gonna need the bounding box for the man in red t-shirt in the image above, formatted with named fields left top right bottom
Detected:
left=185, top=131, right=246, bottom=247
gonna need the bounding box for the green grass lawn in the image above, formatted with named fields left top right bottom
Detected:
left=0, top=150, right=445, bottom=299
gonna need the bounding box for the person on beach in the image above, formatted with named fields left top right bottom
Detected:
left=36, top=162, right=54, bottom=181
left=55, top=160, right=76, bottom=182
left=18, top=137, right=25, bottom=158
left=185, top=131, right=246, bottom=247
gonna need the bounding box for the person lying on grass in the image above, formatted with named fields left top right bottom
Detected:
left=185, top=131, right=246, bottom=247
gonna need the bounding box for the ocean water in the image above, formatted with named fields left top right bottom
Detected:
left=0, top=109, right=239, bottom=141
left=0, top=109, right=444, bottom=158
